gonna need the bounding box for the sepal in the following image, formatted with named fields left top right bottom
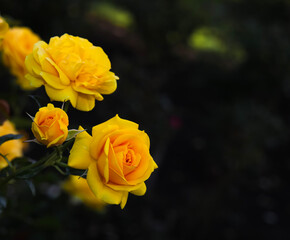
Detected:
left=66, top=129, right=86, bottom=141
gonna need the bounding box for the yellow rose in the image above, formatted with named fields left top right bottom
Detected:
left=0, top=17, right=9, bottom=39
left=0, top=120, right=24, bottom=169
left=2, top=27, right=40, bottom=90
left=31, top=103, right=69, bottom=148
left=63, top=175, right=105, bottom=211
left=68, top=115, right=158, bottom=208
left=25, top=34, right=119, bottom=111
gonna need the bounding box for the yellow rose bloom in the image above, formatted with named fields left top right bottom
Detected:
left=68, top=115, right=158, bottom=208
left=31, top=103, right=69, bottom=148
left=63, top=175, right=105, bottom=211
left=2, top=27, right=40, bottom=90
left=0, top=17, right=9, bottom=39
left=25, top=34, right=119, bottom=111
left=0, top=120, right=24, bottom=169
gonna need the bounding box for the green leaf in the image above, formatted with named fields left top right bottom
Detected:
left=0, top=134, right=22, bottom=146
left=65, top=129, right=85, bottom=141
left=15, top=164, right=47, bottom=179
left=12, top=157, right=35, bottom=168
left=23, top=139, right=41, bottom=145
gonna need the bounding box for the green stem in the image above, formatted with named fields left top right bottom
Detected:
left=0, top=138, right=75, bottom=187
left=56, top=161, right=69, bottom=168
left=53, top=165, right=66, bottom=175
left=55, top=161, right=87, bottom=177
left=0, top=148, right=60, bottom=187
left=63, top=101, right=70, bottom=113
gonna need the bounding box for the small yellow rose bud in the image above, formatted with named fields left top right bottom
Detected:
left=31, top=103, right=69, bottom=148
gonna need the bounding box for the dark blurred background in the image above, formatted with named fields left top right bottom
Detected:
left=1, top=0, right=290, bottom=239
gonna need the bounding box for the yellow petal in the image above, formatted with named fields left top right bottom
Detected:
left=130, top=182, right=146, bottom=196
left=32, top=43, right=58, bottom=77
left=120, top=192, right=128, bottom=209
left=33, top=41, right=49, bottom=64
left=96, top=71, right=118, bottom=94
left=90, top=128, right=116, bottom=160
left=40, top=71, right=66, bottom=89
left=46, top=133, right=65, bottom=148
left=44, top=119, right=68, bottom=147
left=97, top=138, right=110, bottom=183
left=71, top=83, right=104, bottom=101
left=111, top=130, right=149, bottom=148
left=41, top=58, right=58, bottom=75
left=45, top=57, right=70, bottom=85
left=126, top=155, right=157, bottom=185
left=90, top=46, right=111, bottom=73
left=87, top=162, right=125, bottom=205
left=106, top=115, right=139, bottom=130
left=25, top=54, right=41, bottom=76
left=109, top=143, right=124, bottom=175
left=75, top=92, right=95, bottom=112
left=31, top=122, right=46, bottom=140
left=25, top=74, right=44, bottom=88
left=68, top=126, right=94, bottom=169
left=107, top=181, right=145, bottom=193
left=92, top=115, right=139, bottom=141
left=44, top=85, right=78, bottom=108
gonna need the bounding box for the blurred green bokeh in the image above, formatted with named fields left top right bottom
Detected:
left=89, top=2, right=134, bottom=28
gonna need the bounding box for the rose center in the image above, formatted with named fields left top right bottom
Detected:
left=123, top=149, right=137, bottom=167
left=40, top=116, right=55, bottom=126
left=74, top=71, right=102, bottom=90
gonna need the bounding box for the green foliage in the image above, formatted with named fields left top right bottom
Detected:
left=0, top=134, right=22, bottom=146
left=89, top=2, right=134, bottom=28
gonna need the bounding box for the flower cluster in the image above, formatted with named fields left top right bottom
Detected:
left=0, top=15, right=157, bottom=210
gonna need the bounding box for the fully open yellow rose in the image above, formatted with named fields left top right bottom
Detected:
left=68, top=115, right=158, bottom=208
left=0, top=120, right=24, bottom=169
left=2, top=27, right=40, bottom=90
left=31, top=103, right=69, bottom=148
left=63, top=175, right=105, bottom=211
left=25, top=34, right=119, bottom=111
